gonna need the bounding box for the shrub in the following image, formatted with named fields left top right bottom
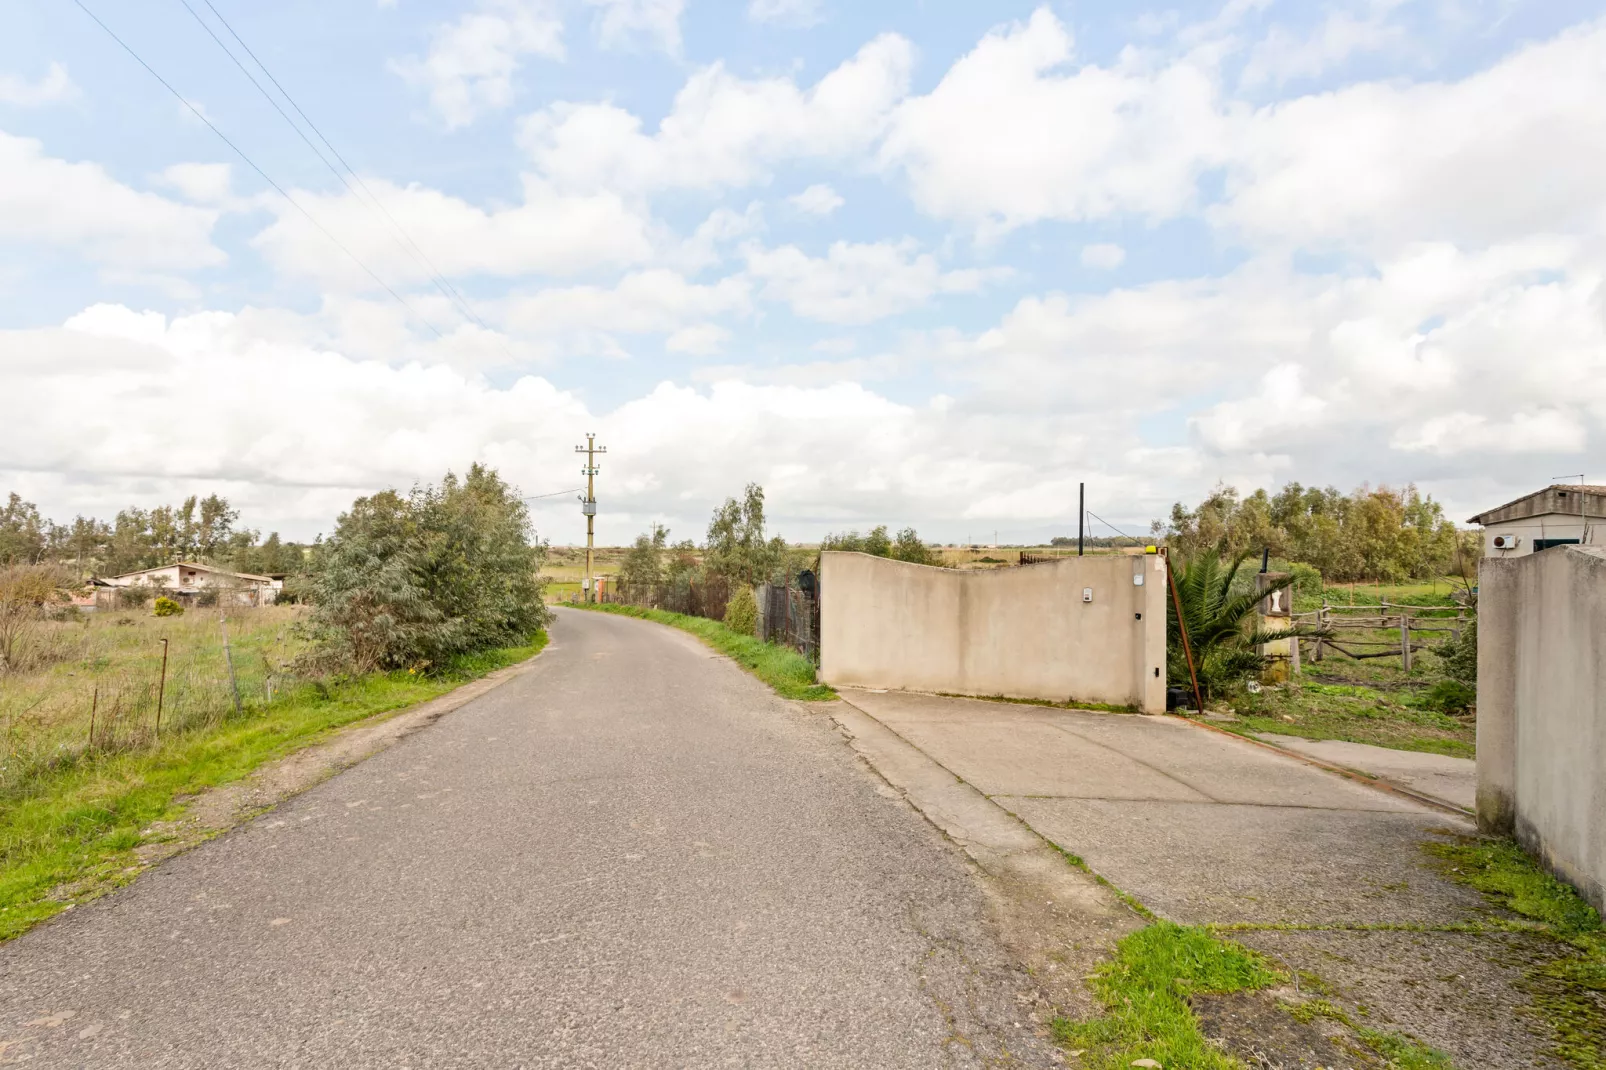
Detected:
left=115, top=585, right=150, bottom=609
left=723, top=585, right=758, bottom=637
left=0, top=563, right=68, bottom=674
left=1422, top=678, right=1475, bottom=715
left=302, top=464, right=547, bottom=674
left=1436, top=615, right=1477, bottom=685
left=152, top=596, right=183, bottom=617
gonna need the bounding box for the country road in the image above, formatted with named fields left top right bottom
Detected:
left=0, top=608, right=1056, bottom=1069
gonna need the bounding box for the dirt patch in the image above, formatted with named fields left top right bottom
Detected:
left=1193, top=989, right=1375, bottom=1069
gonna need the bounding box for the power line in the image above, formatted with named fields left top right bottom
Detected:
left=521, top=487, right=586, bottom=501
left=72, top=0, right=445, bottom=339
left=181, top=0, right=497, bottom=339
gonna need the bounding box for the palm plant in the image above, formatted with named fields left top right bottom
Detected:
left=1166, top=551, right=1322, bottom=701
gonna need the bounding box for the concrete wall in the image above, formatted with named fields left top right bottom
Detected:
left=1478, top=546, right=1606, bottom=912
left=819, top=552, right=1168, bottom=713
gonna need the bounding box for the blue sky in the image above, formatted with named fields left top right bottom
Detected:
left=2, top=0, right=1604, bottom=544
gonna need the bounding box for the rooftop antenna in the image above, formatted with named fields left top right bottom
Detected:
left=1552, top=473, right=1587, bottom=544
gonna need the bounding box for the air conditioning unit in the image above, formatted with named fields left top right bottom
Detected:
left=1492, top=534, right=1520, bottom=550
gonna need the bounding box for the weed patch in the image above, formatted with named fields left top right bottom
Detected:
left=1051, top=922, right=1281, bottom=1068
left=1426, top=837, right=1605, bottom=1069
left=578, top=603, right=833, bottom=701
left=1227, top=676, right=1474, bottom=758
left=0, top=633, right=545, bottom=943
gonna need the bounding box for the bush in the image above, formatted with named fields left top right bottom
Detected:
left=151, top=596, right=183, bottom=617
left=1436, top=615, right=1477, bottom=685
left=115, top=586, right=150, bottom=609
left=1422, top=678, right=1475, bottom=715
left=302, top=464, right=548, bottom=674
left=723, top=585, right=758, bottom=637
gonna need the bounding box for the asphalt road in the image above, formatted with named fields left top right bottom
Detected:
left=0, top=608, right=1054, bottom=1069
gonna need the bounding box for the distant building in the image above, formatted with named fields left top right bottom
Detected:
left=1467, top=485, right=1606, bottom=557
left=98, top=562, right=284, bottom=606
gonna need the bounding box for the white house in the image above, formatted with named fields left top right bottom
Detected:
left=1468, top=485, right=1606, bottom=557
left=99, top=562, right=284, bottom=605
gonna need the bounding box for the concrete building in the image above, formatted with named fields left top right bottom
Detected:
left=1478, top=545, right=1606, bottom=913
left=1468, top=484, right=1606, bottom=557
left=819, top=551, right=1168, bottom=713
left=99, top=562, right=283, bottom=606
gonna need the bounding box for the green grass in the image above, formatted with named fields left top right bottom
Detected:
left=0, top=633, right=546, bottom=943
left=577, top=603, right=834, bottom=701
left=1051, top=921, right=1282, bottom=1069
left=1225, top=676, right=1475, bottom=758
left=1426, top=837, right=1605, bottom=1069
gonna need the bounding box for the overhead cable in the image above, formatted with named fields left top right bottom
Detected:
left=181, top=0, right=496, bottom=339
left=1085, top=509, right=1140, bottom=542
left=72, top=0, right=445, bottom=339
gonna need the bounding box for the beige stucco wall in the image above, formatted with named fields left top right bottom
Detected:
left=819, top=552, right=1168, bottom=713
left=1478, top=546, right=1606, bottom=912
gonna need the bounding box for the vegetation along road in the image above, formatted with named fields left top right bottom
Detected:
left=0, top=606, right=1057, bottom=1068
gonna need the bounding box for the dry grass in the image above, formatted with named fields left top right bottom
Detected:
left=0, top=605, right=304, bottom=795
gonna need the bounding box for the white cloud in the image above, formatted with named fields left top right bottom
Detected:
left=504, top=270, right=750, bottom=336
left=157, top=163, right=233, bottom=205
left=0, top=62, right=78, bottom=107
left=1390, top=410, right=1589, bottom=457
left=788, top=183, right=844, bottom=216
left=392, top=1, right=564, bottom=128
left=747, top=0, right=823, bottom=27
left=1218, top=18, right=1606, bottom=254
left=1080, top=242, right=1125, bottom=269
left=251, top=176, right=654, bottom=288
left=0, top=131, right=223, bottom=270
left=1239, top=2, right=1407, bottom=89
left=745, top=238, right=997, bottom=324
left=521, top=33, right=914, bottom=193
left=880, top=8, right=1230, bottom=233
left=666, top=323, right=731, bottom=354
left=586, top=0, right=685, bottom=54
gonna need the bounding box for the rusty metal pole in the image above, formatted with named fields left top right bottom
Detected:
left=155, top=638, right=169, bottom=736
left=89, top=686, right=99, bottom=749
left=1164, top=552, right=1206, bottom=715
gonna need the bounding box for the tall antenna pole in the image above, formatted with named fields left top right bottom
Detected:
left=576, top=433, right=607, bottom=603
left=1078, top=483, right=1084, bottom=557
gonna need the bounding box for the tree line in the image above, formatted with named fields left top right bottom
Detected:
left=0, top=491, right=308, bottom=577
left=1154, top=482, right=1478, bottom=582
left=617, top=483, right=939, bottom=598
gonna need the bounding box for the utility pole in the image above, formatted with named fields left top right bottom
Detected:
left=575, top=434, right=607, bottom=603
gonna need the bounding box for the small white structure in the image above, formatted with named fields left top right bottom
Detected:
left=1468, top=484, right=1606, bottom=557
left=100, top=562, right=283, bottom=606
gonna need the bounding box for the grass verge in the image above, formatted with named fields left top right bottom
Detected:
left=1426, top=837, right=1605, bottom=1069
left=576, top=603, right=834, bottom=701
left=1052, top=921, right=1282, bottom=1069
left=1226, top=679, right=1474, bottom=758
left=0, top=633, right=546, bottom=943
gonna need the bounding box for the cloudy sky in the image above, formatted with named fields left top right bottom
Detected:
left=1, top=0, right=1601, bottom=546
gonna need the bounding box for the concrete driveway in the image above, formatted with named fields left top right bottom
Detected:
left=0, top=610, right=1057, bottom=1069
left=836, top=689, right=1562, bottom=1069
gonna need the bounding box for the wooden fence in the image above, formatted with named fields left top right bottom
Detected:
left=1284, top=601, right=1470, bottom=673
